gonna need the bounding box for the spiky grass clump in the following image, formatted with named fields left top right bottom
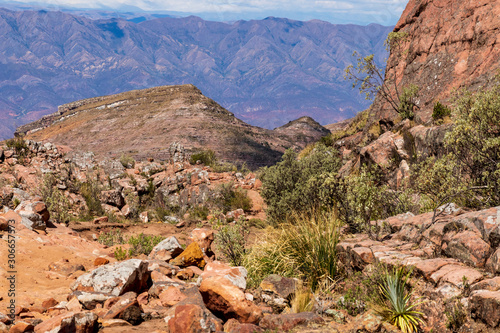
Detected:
left=376, top=266, right=424, bottom=333
left=290, top=283, right=314, bottom=313
left=244, top=211, right=342, bottom=290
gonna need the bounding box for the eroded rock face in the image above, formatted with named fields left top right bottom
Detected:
left=372, top=0, right=500, bottom=124
left=71, top=259, right=150, bottom=296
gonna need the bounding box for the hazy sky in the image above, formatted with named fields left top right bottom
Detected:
left=0, top=0, right=409, bottom=25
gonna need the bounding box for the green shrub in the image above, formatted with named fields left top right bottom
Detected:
left=244, top=211, right=341, bottom=290
left=214, top=218, right=249, bottom=266
left=189, top=205, right=209, bottom=220
left=398, top=84, right=419, bottom=120
left=79, top=176, right=104, bottom=217
left=445, top=299, right=467, bottom=332
left=260, top=146, right=341, bottom=224
left=190, top=149, right=217, bottom=166
left=40, top=174, right=72, bottom=224
left=376, top=266, right=424, bottom=333
left=444, top=80, right=500, bottom=206
left=98, top=229, right=126, bottom=247
left=5, top=137, right=29, bottom=157
left=114, top=247, right=128, bottom=261
left=432, top=101, right=451, bottom=120
left=213, top=183, right=252, bottom=213
left=119, top=154, right=135, bottom=168
left=127, top=233, right=164, bottom=256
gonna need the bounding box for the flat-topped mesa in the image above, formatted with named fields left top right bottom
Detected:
left=15, top=84, right=325, bottom=169
left=15, top=84, right=234, bottom=137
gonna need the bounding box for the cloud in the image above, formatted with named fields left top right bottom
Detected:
left=1, top=0, right=409, bottom=24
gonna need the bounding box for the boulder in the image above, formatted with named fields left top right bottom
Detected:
left=9, top=321, right=34, bottom=333
left=470, top=290, right=500, bottom=328
left=159, top=286, right=188, bottom=307
left=68, top=291, right=114, bottom=310
left=148, top=236, right=183, bottom=261
left=163, top=286, right=223, bottom=333
left=442, top=230, right=491, bottom=267
left=102, top=292, right=138, bottom=321
left=34, top=311, right=98, bottom=333
left=71, top=259, right=150, bottom=296
left=199, top=276, right=262, bottom=323
left=198, top=261, right=247, bottom=290
left=14, top=201, right=48, bottom=230
left=190, top=228, right=215, bottom=255
left=166, top=304, right=222, bottom=333
left=100, top=190, right=125, bottom=208
left=259, top=274, right=297, bottom=312
left=486, top=248, right=500, bottom=274
left=170, top=242, right=206, bottom=268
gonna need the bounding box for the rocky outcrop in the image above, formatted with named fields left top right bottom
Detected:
left=372, top=0, right=500, bottom=124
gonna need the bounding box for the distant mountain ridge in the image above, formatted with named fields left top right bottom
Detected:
left=0, top=8, right=391, bottom=139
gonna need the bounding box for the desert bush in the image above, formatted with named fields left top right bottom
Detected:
left=375, top=266, right=424, bottom=333
left=5, top=136, right=29, bottom=157
left=97, top=229, right=125, bottom=247
left=79, top=175, right=104, bottom=217
left=398, top=84, right=419, bottom=120
left=190, top=149, right=217, bottom=166
left=119, top=154, right=135, bottom=168
left=40, top=173, right=72, bottom=224
left=444, top=80, right=500, bottom=206
left=213, top=182, right=252, bottom=213
left=214, top=218, right=249, bottom=266
left=127, top=233, right=164, bottom=256
left=244, top=211, right=341, bottom=290
left=260, top=146, right=341, bottom=224
left=432, top=101, right=451, bottom=121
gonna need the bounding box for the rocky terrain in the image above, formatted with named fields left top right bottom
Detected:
left=15, top=84, right=330, bottom=169
left=0, top=8, right=392, bottom=139
left=0, top=138, right=499, bottom=332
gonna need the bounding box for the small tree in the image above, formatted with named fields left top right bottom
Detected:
left=344, top=31, right=419, bottom=119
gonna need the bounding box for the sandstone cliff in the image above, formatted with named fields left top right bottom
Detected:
left=372, top=0, right=500, bottom=125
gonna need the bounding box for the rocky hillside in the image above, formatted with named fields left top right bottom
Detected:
left=0, top=8, right=392, bottom=139
left=369, top=0, right=500, bottom=125
left=15, top=84, right=330, bottom=168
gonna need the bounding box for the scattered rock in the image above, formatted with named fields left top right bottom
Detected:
left=170, top=242, right=206, bottom=268
left=71, top=259, right=150, bottom=296
left=148, top=236, right=184, bottom=261
left=470, top=290, right=500, bottom=328
left=34, top=311, right=98, bottom=333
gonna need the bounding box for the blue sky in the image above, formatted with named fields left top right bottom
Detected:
left=0, top=0, right=409, bottom=25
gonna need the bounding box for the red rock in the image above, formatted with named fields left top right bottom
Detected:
left=159, top=286, right=188, bottom=307
left=92, top=216, right=108, bottom=224
left=413, top=258, right=458, bottom=280
left=199, top=276, right=262, bottom=323
left=259, top=312, right=324, bottom=331
left=200, top=261, right=248, bottom=290
left=486, top=248, right=500, bottom=274
left=443, top=230, right=491, bottom=267
left=41, top=298, right=59, bottom=310
left=8, top=322, right=34, bottom=333
left=471, top=277, right=500, bottom=292
left=93, top=257, right=110, bottom=267
left=148, top=236, right=183, bottom=261
left=137, top=291, right=149, bottom=306
left=34, top=311, right=98, bottom=333
left=102, top=292, right=138, bottom=319
left=190, top=228, right=214, bottom=255
left=65, top=297, right=83, bottom=312
left=470, top=290, right=500, bottom=328
left=166, top=304, right=223, bottom=333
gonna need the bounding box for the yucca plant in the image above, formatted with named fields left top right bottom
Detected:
left=376, top=266, right=424, bottom=333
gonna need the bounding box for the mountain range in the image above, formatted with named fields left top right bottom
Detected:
left=0, top=7, right=391, bottom=139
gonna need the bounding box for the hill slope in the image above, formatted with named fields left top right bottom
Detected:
left=0, top=8, right=391, bottom=139
left=16, top=84, right=329, bottom=168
